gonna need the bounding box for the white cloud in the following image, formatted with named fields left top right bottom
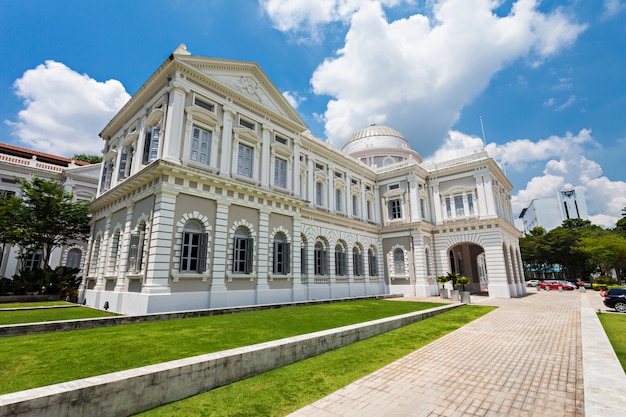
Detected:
left=282, top=90, right=306, bottom=108
left=6, top=60, right=130, bottom=156
left=263, top=0, right=587, bottom=152
left=490, top=130, right=624, bottom=228
left=602, top=0, right=626, bottom=18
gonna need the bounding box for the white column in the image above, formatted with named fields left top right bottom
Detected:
left=93, top=215, right=111, bottom=291
left=163, top=84, right=187, bottom=163
left=293, top=143, right=301, bottom=198
left=407, top=174, right=419, bottom=222
left=431, top=183, right=443, bottom=224
left=255, top=209, right=271, bottom=303
left=142, top=190, right=177, bottom=294
left=261, top=126, right=271, bottom=188
left=220, top=107, right=234, bottom=177
left=307, top=159, right=314, bottom=207
left=209, top=201, right=230, bottom=307
left=114, top=205, right=134, bottom=291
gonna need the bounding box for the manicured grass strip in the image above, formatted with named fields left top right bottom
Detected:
left=598, top=313, right=626, bottom=372
left=0, top=301, right=70, bottom=309
left=0, top=306, right=118, bottom=325
left=137, top=305, right=495, bottom=417
left=0, top=300, right=444, bottom=394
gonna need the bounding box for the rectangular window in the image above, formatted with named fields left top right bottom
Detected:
left=23, top=252, right=42, bottom=271
left=353, top=251, right=363, bottom=276
left=300, top=246, right=307, bottom=275
left=181, top=232, right=208, bottom=273
left=335, top=250, right=346, bottom=276
left=445, top=197, right=452, bottom=218
left=335, top=189, right=343, bottom=211
left=127, top=232, right=145, bottom=273
left=100, top=162, right=113, bottom=192
left=190, top=126, right=212, bottom=165
left=239, top=118, right=256, bottom=131
left=352, top=195, right=359, bottom=216
left=274, top=157, right=287, bottom=188
left=314, top=245, right=327, bottom=275
left=118, top=147, right=129, bottom=179
left=420, top=198, right=426, bottom=219
left=315, top=182, right=323, bottom=206
left=388, top=198, right=402, bottom=219
left=142, top=126, right=160, bottom=164
left=233, top=237, right=253, bottom=273
left=455, top=195, right=465, bottom=217
left=368, top=251, right=377, bottom=276
left=393, top=250, right=405, bottom=275
left=367, top=200, right=373, bottom=220
left=237, top=144, right=254, bottom=178
left=273, top=241, right=291, bottom=274
left=468, top=194, right=475, bottom=215
left=194, top=97, right=215, bottom=112
left=275, top=135, right=288, bottom=145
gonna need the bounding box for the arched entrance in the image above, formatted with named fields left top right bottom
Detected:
left=448, top=243, right=487, bottom=293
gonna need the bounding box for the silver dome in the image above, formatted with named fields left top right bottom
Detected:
left=342, top=124, right=421, bottom=163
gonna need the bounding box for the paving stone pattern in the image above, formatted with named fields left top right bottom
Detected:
left=290, top=292, right=584, bottom=417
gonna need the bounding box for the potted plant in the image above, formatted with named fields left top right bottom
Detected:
left=448, top=272, right=461, bottom=301
left=436, top=275, right=449, bottom=299
left=456, top=275, right=471, bottom=303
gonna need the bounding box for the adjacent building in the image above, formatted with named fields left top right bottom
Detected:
left=81, top=44, right=524, bottom=315
left=518, top=189, right=589, bottom=234
left=0, top=143, right=100, bottom=278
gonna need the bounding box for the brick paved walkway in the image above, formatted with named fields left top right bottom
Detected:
left=289, top=291, right=587, bottom=417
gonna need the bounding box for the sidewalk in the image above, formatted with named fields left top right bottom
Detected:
left=288, top=290, right=626, bottom=417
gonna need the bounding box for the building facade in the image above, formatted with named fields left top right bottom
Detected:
left=0, top=143, right=100, bottom=279
left=81, top=45, right=524, bottom=315
left=518, top=189, right=589, bottom=234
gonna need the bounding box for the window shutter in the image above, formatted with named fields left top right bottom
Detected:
left=198, top=232, right=208, bottom=273
left=128, top=234, right=140, bottom=272
left=142, top=131, right=152, bottom=164
left=273, top=241, right=279, bottom=274
left=245, top=238, right=253, bottom=273
left=321, top=250, right=328, bottom=275
left=285, top=243, right=291, bottom=274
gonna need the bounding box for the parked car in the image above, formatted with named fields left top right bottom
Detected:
left=526, top=280, right=540, bottom=287
left=540, top=280, right=576, bottom=291
left=602, top=288, right=626, bottom=313
left=576, top=280, right=592, bottom=289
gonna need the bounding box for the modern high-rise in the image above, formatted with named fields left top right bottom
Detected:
left=518, top=189, right=589, bottom=234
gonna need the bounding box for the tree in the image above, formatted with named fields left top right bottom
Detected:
left=0, top=193, right=21, bottom=244
left=577, top=234, right=626, bottom=280
left=71, top=153, right=102, bottom=164
left=8, top=177, right=91, bottom=288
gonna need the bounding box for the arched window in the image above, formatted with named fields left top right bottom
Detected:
left=393, top=248, right=406, bottom=275
left=180, top=221, right=208, bottom=273
left=314, top=242, right=328, bottom=275
left=335, top=244, right=347, bottom=276
left=66, top=248, right=82, bottom=269
left=108, top=230, right=122, bottom=273
left=353, top=247, right=363, bottom=277
left=233, top=227, right=253, bottom=274
left=89, top=236, right=101, bottom=276
left=272, top=233, right=290, bottom=274
left=368, top=248, right=377, bottom=276
left=127, top=222, right=147, bottom=273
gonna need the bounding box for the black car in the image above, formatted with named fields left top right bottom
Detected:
left=603, top=288, right=626, bottom=313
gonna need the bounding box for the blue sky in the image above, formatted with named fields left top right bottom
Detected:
left=1, top=0, right=625, bottom=227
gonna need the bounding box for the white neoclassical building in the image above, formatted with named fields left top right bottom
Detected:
left=81, top=45, right=524, bottom=315
left=0, top=143, right=100, bottom=279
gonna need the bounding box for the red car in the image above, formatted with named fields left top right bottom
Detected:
left=540, top=280, right=576, bottom=291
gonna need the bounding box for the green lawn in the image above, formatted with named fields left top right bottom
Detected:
left=0, top=306, right=118, bottom=325
left=598, top=313, right=626, bottom=371
left=0, top=300, right=445, bottom=394
left=137, top=305, right=495, bottom=417
left=0, top=301, right=70, bottom=309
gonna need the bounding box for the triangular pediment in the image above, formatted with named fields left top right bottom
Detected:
left=173, top=54, right=306, bottom=129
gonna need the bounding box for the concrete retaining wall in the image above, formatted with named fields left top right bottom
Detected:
left=0, top=304, right=459, bottom=417
left=0, top=295, right=402, bottom=337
